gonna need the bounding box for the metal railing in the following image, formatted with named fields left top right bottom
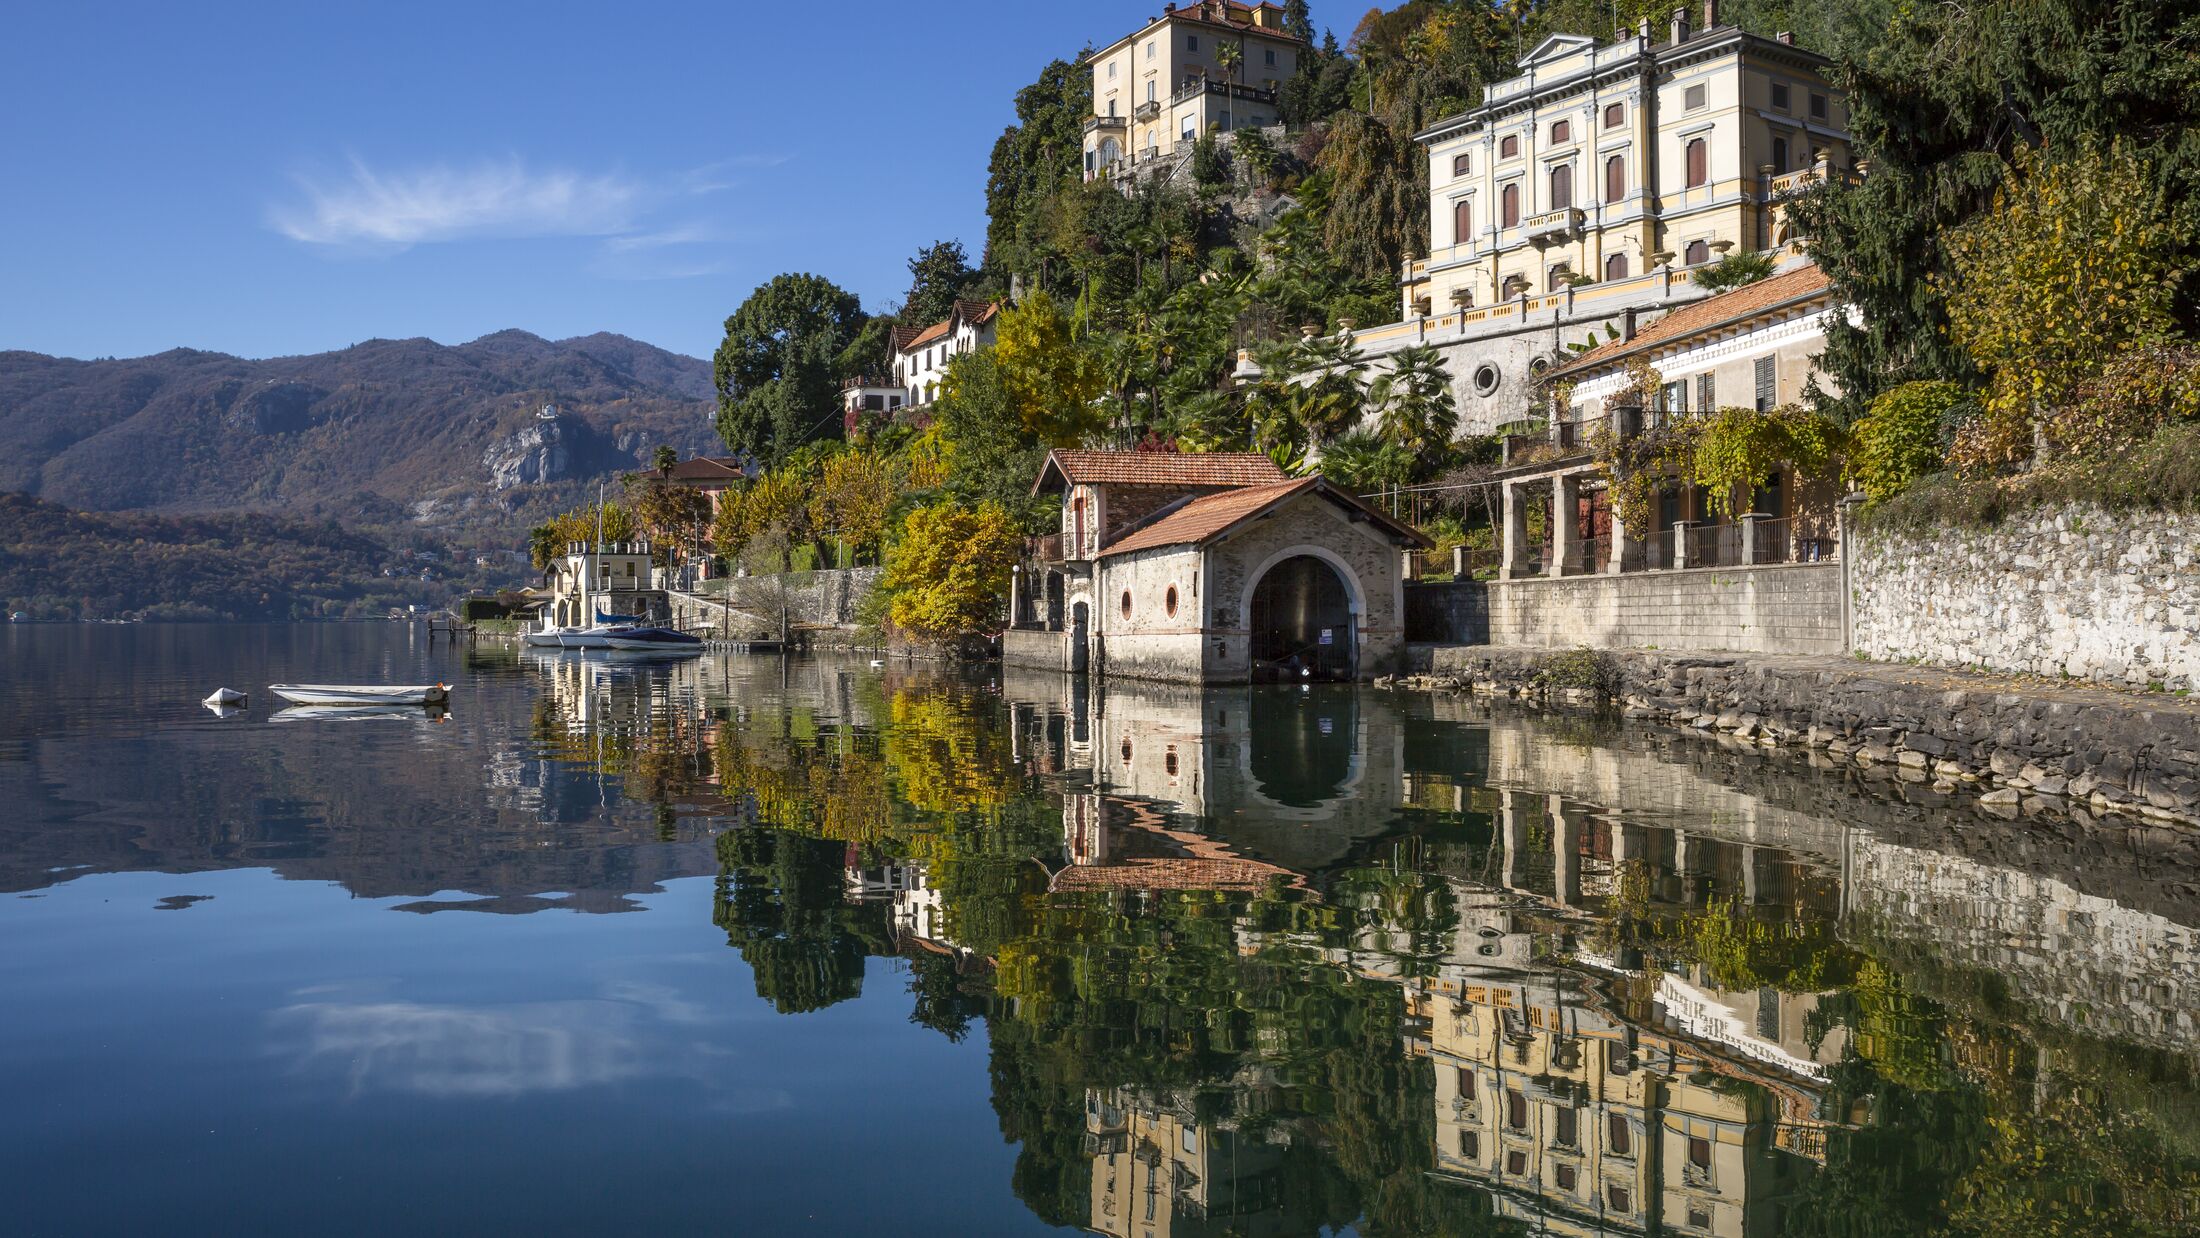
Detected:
left=1564, top=533, right=1611, bottom=575
left=1553, top=416, right=1598, bottom=451
left=1683, top=522, right=1740, bottom=568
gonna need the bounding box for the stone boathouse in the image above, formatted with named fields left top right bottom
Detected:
left=1004, top=450, right=1429, bottom=683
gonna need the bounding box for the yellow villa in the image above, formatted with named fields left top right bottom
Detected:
left=1081, top=1, right=1305, bottom=182
left=1402, top=1, right=1852, bottom=317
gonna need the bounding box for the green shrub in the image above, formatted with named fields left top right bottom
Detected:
left=1850, top=381, right=1967, bottom=502
left=1190, top=135, right=1230, bottom=188
left=1534, top=648, right=1620, bottom=697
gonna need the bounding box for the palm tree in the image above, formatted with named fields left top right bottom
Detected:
left=1215, top=41, right=1244, bottom=94
left=1367, top=344, right=1459, bottom=465
left=1289, top=332, right=1368, bottom=443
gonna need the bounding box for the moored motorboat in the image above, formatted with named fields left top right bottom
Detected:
left=269, top=683, right=451, bottom=706
left=596, top=626, right=703, bottom=652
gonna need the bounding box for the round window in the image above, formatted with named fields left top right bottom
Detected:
left=1529, top=354, right=1552, bottom=376
left=1164, top=585, right=1179, bottom=617
left=1472, top=363, right=1502, bottom=397
left=1120, top=590, right=1133, bottom=619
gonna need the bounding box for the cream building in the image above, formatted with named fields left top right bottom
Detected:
left=1081, top=1, right=1304, bottom=181
left=888, top=299, right=999, bottom=415
left=1405, top=1, right=1851, bottom=315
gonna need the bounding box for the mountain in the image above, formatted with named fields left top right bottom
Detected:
left=0, top=492, right=440, bottom=621
left=0, top=331, right=725, bottom=572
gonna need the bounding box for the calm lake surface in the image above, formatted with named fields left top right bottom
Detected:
left=2, top=624, right=2196, bottom=1235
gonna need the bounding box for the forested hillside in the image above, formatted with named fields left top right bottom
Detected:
left=0, top=493, right=448, bottom=621
left=0, top=330, right=721, bottom=566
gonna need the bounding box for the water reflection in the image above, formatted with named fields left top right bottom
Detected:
left=704, top=666, right=2200, bottom=1235
left=3, top=629, right=2196, bottom=1232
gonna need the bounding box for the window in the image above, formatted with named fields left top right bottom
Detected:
left=1458, top=1130, right=1479, bottom=1158
left=1183, top=117, right=1196, bottom=140
left=1662, top=380, right=1686, bottom=412
left=1697, top=372, right=1716, bottom=410
left=1689, top=1135, right=1713, bottom=1170
left=1147, top=81, right=1155, bottom=101
left=1685, top=83, right=1706, bottom=110
left=1555, top=1164, right=1577, bottom=1190
left=1771, top=81, right=1790, bottom=110
left=1108, top=62, right=1118, bottom=79
left=1452, top=152, right=1471, bottom=177
left=1549, top=262, right=1570, bottom=289
left=1265, top=48, right=1277, bottom=66
left=1685, top=138, right=1708, bottom=187
left=1554, top=1107, right=1578, bottom=1147
left=1604, top=253, right=1628, bottom=280
left=1684, top=238, right=1710, bottom=265
left=1605, top=154, right=1625, bottom=202
left=1164, top=585, right=1178, bottom=616
left=1453, top=199, right=1472, bottom=245
left=1549, top=163, right=1572, bottom=210
left=1689, top=1207, right=1713, bottom=1229
left=1753, top=471, right=1786, bottom=516
left=1186, top=35, right=1199, bottom=51
left=1500, top=133, right=1519, bottom=159
left=1119, top=590, right=1133, bottom=619
left=1456, top=1068, right=1476, bottom=1100
left=1182, top=1129, right=1197, bottom=1154
left=1551, top=118, right=1571, bottom=143
left=1146, top=40, right=1155, bottom=59
left=1505, top=1150, right=1527, bottom=1176
left=1604, top=102, right=1624, bottom=129
left=1506, top=1090, right=1529, bottom=1129
left=1609, top=1186, right=1633, bottom=1213
left=1608, top=1113, right=1632, bottom=1156
left=1121, top=738, right=1132, bottom=762
left=1772, top=136, right=1789, bottom=173
left=1754, top=355, right=1777, bottom=409
left=1810, top=92, right=1828, bottom=119
left=1501, top=182, right=1521, bottom=227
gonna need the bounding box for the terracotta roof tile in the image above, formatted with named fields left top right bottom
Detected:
left=1100, top=476, right=1431, bottom=557
left=663, top=456, right=746, bottom=481
left=1037, top=449, right=1288, bottom=492
left=1555, top=262, right=1832, bottom=376
left=898, top=320, right=951, bottom=353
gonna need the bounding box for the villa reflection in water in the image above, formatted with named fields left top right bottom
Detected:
left=518, top=653, right=2198, bottom=1236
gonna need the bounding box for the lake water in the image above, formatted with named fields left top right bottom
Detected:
left=2, top=624, right=2196, bottom=1235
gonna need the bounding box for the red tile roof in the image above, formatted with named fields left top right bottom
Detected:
left=1101, top=475, right=1431, bottom=558
left=892, top=301, right=1001, bottom=360
left=1035, top=449, right=1287, bottom=493
left=1554, top=262, right=1833, bottom=376
left=662, top=456, right=746, bottom=482
left=1105, top=2, right=1308, bottom=50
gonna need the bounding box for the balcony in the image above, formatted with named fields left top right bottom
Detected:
left=1523, top=207, right=1584, bottom=242
left=1083, top=114, right=1126, bottom=135
left=1133, top=99, right=1161, bottom=122
left=1169, top=77, right=1281, bottom=107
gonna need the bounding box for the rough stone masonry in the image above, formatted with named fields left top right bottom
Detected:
left=1402, top=647, right=2200, bottom=832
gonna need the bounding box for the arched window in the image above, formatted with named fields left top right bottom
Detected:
left=1685, top=138, right=1708, bottom=188
left=1499, top=134, right=1519, bottom=159
left=1603, top=102, right=1624, bottom=129
left=1604, top=253, right=1628, bottom=280
left=1550, top=119, right=1571, bottom=143
left=1164, top=585, right=1179, bottom=617
left=1606, top=154, right=1626, bottom=202
left=1549, top=164, right=1572, bottom=210
left=1119, top=590, right=1132, bottom=619
left=1451, top=152, right=1471, bottom=177
left=1684, top=239, right=1710, bottom=265
left=1501, top=182, right=1520, bottom=228
left=1453, top=199, right=1472, bottom=246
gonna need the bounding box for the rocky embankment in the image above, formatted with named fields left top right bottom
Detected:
left=1396, top=647, right=2200, bottom=832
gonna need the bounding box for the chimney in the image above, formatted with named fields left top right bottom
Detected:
left=1671, top=8, right=1690, bottom=44
left=1638, top=16, right=1653, bottom=41
left=1703, top=0, right=1719, bottom=29
left=1776, top=30, right=1795, bottom=44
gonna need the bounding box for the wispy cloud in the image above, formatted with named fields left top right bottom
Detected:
left=270, top=156, right=643, bottom=249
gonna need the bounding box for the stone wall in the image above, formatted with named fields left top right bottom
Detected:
left=1853, top=505, right=2200, bottom=692
left=1399, top=646, right=2200, bottom=830
left=1485, top=562, right=1842, bottom=655
left=670, top=566, right=881, bottom=640
left=1405, top=580, right=1490, bottom=644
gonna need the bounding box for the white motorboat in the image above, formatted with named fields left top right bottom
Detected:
left=597, top=626, right=703, bottom=652
left=269, top=683, right=451, bottom=706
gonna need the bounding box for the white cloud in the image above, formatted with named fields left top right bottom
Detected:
left=270, top=156, right=643, bottom=249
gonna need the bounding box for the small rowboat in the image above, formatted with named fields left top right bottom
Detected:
left=269, top=683, right=450, bottom=706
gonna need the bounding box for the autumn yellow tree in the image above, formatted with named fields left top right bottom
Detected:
left=1939, top=142, right=2182, bottom=470
left=880, top=499, right=1021, bottom=638
left=528, top=501, right=636, bottom=568
left=988, top=290, right=1107, bottom=445
left=808, top=448, right=895, bottom=563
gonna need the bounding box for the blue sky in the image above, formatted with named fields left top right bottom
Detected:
left=0, top=1, right=1298, bottom=362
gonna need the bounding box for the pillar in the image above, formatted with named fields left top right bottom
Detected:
left=1740, top=513, right=1761, bottom=565
left=1551, top=473, right=1582, bottom=577
left=1552, top=799, right=1582, bottom=907
left=1608, top=504, right=1639, bottom=575
left=1500, top=482, right=1528, bottom=580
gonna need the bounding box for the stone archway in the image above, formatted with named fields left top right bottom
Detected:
left=1246, top=553, right=1359, bottom=680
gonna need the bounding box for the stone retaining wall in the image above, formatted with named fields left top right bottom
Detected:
left=1853, top=505, right=2200, bottom=691
left=1401, top=646, right=2200, bottom=830
left=1485, top=562, right=1843, bottom=654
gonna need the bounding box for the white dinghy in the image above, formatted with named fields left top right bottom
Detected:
left=269, top=683, right=450, bottom=707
